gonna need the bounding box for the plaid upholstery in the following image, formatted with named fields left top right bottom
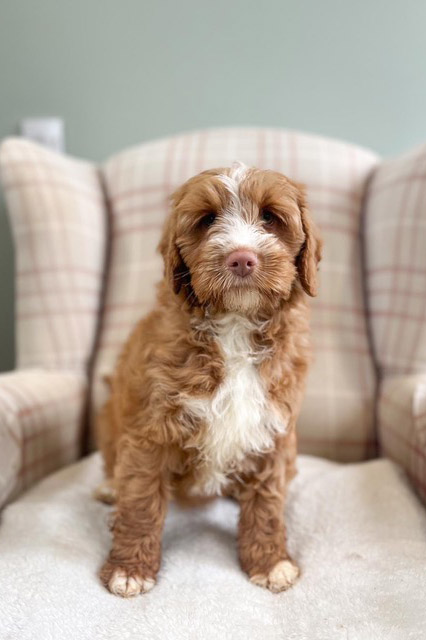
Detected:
left=0, top=138, right=107, bottom=505
left=365, top=144, right=426, bottom=500
left=365, top=144, right=426, bottom=376
left=2, top=128, right=425, bottom=505
left=378, top=374, right=426, bottom=504
left=93, top=128, right=380, bottom=462
left=0, top=369, right=87, bottom=506
left=0, top=138, right=107, bottom=371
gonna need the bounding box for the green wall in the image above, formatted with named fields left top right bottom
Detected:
left=1, top=0, right=426, bottom=370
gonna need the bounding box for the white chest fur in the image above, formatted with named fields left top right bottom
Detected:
left=186, top=314, right=287, bottom=495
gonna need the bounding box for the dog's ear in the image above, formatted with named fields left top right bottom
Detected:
left=158, top=219, right=187, bottom=296
left=296, top=186, right=323, bottom=297
left=158, top=186, right=192, bottom=297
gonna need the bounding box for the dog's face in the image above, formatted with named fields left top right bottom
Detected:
left=159, top=164, right=322, bottom=313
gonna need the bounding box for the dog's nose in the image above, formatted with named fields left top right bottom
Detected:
left=226, top=250, right=258, bottom=277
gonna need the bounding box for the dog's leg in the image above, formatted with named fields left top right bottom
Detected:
left=237, top=447, right=299, bottom=593
left=100, top=440, right=169, bottom=597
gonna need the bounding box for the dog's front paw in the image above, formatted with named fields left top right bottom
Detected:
left=100, top=562, right=155, bottom=597
left=94, top=480, right=117, bottom=505
left=250, top=559, right=299, bottom=593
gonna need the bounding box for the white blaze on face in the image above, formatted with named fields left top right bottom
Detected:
left=218, top=162, right=249, bottom=207
left=213, top=211, right=265, bottom=252
left=215, top=163, right=267, bottom=253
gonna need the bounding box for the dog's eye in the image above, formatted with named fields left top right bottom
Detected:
left=261, top=209, right=275, bottom=225
left=201, top=212, right=216, bottom=227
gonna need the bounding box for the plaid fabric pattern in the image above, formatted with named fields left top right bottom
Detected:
left=93, top=128, right=380, bottom=462
left=365, top=144, right=426, bottom=501
left=0, top=369, right=87, bottom=506
left=0, top=138, right=107, bottom=503
left=378, top=374, right=426, bottom=504
left=0, top=138, right=107, bottom=371
left=365, top=144, right=426, bottom=376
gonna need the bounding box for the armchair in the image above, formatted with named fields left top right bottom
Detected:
left=0, top=129, right=425, bottom=639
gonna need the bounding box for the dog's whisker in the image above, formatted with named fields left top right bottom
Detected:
left=173, top=270, right=190, bottom=280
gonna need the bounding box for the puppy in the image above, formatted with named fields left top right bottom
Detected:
left=96, top=163, right=322, bottom=596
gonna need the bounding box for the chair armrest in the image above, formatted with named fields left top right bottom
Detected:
left=378, top=374, right=426, bottom=504
left=0, top=369, right=87, bottom=507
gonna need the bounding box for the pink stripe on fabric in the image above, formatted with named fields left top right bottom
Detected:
left=195, top=130, right=208, bottom=174
left=45, top=161, right=81, bottom=355
left=314, top=303, right=365, bottom=316
left=349, top=146, right=373, bottom=441
left=164, top=136, right=178, bottom=194
left=310, top=321, right=367, bottom=335
left=369, top=171, right=426, bottom=198
left=402, top=172, right=426, bottom=373
left=0, top=380, right=44, bottom=478
left=19, top=308, right=97, bottom=319
left=108, top=183, right=167, bottom=203
left=368, top=265, right=426, bottom=277
left=19, top=190, right=62, bottom=360
left=319, top=223, right=358, bottom=237
left=382, top=392, right=426, bottom=424
left=103, top=300, right=151, bottom=311
left=257, top=129, right=267, bottom=168
left=380, top=417, right=426, bottom=462
left=415, top=406, right=426, bottom=421
left=378, top=160, right=420, bottom=359
left=112, top=203, right=166, bottom=218
left=0, top=420, right=22, bottom=446
left=109, top=180, right=362, bottom=204
left=112, top=222, right=164, bottom=236
left=20, top=438, right=79, bottom=478
left=100, top=320, right=137, bottom=332
left=17, top=286, right=99, bottom=299
left=273, top=130, right=283, bottom=171
left=380, top=393, right=412, bottom=416
left=405, top=469, right=426, bottom=500
left=18, top=390, right=84, bottom=422
left=314, top=344, right=370, bottom=355
left=367, top=288, right=426, bottom=300
left=23, top=414, right=82, bottom=443
left=180, top=132, right=195, bottom=183
left=17, top=266, right=102, bottom=277
left=308, top=182, right=361, bottom=200
left=300, top=436, right=375, bottom=447
left=373, top=310, right=426, bottom=322
left=1, top=158, right=90, bottom=170
left=284, top=131, right=298, bottom=181
left=3, top=179, right=103, bottom=205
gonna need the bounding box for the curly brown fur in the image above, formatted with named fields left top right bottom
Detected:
left=96, top=164, right=322, bottom=596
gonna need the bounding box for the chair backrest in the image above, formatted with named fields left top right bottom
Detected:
left=365, top=143, right=426, bottom=376
left=92, top=128, right=380, bottom=462
left=0, top=138, right=106, bottom=372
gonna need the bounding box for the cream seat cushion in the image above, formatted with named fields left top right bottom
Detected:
left=1, top=454, right=425, bottom=639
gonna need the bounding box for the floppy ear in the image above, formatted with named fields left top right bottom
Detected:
left=158, top=217, right=183, bottom=295
left=158, top=216, right=189, bottom=296
left=158, top=186, right=194, bottom=299
left=296, top=188, right=323, bottom=297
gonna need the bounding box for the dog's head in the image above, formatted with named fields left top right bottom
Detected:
left=159, top=164, right=322, bottom=314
